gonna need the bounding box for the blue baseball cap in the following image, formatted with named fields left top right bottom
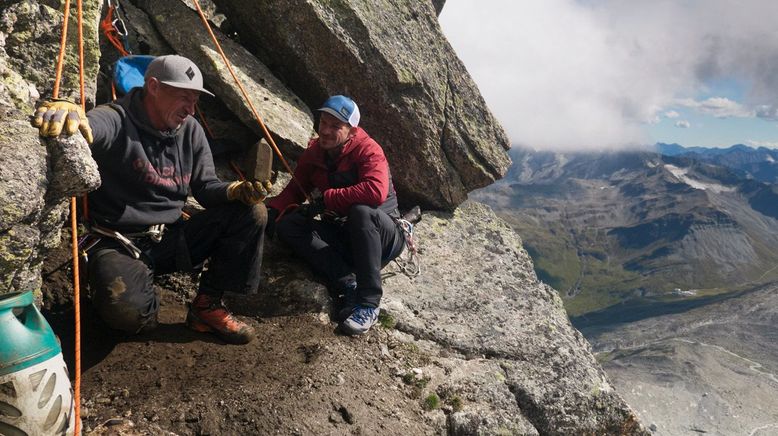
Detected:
left=317, top=95, right=360, bottom=127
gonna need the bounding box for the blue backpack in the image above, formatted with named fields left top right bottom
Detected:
left=113, top=55, right=155, bottom=95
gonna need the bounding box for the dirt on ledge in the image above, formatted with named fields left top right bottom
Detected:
left=41, top=241, right=448, bottom=436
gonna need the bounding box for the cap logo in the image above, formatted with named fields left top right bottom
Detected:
left=185, top=67, right=195, bottom=80
left=339, top=107, right=350, bottom=118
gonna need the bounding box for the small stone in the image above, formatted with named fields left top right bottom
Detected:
left=336, top=373, right=346, bottom=385
left=380, top=343, right=391, bottom=358
left=412, top=368, right=423, bottom=376
left=329, top=411, right=344, bottom=424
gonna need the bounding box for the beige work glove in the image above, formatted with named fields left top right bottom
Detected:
left=227, top=180, right=273, bottom=205
left=32, top=99, right=94, bottom=144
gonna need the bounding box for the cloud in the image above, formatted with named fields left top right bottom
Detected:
left=675, top=120, right=691, bottom=129
left=439, top=0, right=778, bottom=150
left=664, top=111, right=680, bottom=119
left=755, top=105, right=778, bottom=121
left=676, top=97, right=754, bottom=118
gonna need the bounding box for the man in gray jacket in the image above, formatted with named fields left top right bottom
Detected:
left=33, top=55, right=268, bottom=344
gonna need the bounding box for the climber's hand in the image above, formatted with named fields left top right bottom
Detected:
left=227, top=180, right=273, bottom=205
left=32, top=99, right=93, bottom=144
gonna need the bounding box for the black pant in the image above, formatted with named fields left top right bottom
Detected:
left=86, top=202, right=267, bottom=333
left=275, top=204, right=405, bottom=308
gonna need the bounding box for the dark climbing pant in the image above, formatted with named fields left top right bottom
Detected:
left=275, top=204, right=405, bottom=308
left=86, top=202, right=267, bottom=333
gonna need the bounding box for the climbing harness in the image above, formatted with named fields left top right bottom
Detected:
left=393, top=217, right=421, bottom=277
left=86, top=223, right=166, bottom=259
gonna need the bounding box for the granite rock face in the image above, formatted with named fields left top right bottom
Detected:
left=382, top=202, right=647, bottom=434
left=213, top=0, right=511, bottom=210
left=1, top=0, right=101, bottom=105
left=0, top=1, right=100, bottom=300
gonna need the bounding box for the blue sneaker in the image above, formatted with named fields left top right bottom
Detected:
left=339, top=305, right=379, bottom=335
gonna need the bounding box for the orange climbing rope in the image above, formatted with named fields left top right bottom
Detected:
left=51, top=0, right=82, bottom=433
left=74, top=0, right=84, bottom=432
left=190, top=0, right=310, bottom=202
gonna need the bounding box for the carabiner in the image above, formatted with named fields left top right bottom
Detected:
left=112, top=17, right=128, bottom=37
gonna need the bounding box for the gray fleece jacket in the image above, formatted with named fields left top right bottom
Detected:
left=86, top=88, right=229, bottom=230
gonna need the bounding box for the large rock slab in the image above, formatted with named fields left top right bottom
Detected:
left=137, top=0, right=314, bottom=158
left=213, top=0, right=511, bottom=210
left=380, top=201, right=648, bottom=434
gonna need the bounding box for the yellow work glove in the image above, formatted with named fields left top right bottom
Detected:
left=227, top=180, right=273, bottom=205
left=32, top=99, right=94, bottom=144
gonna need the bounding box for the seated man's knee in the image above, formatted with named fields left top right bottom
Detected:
left=93, top=283, right=158, bottom=333
left=90, top=260, right=158, bottom=333
left=275, top=210, right=308, bottom=239
left=347, top=204, right=374, bottom=222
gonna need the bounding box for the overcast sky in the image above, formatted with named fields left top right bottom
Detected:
left=439, top=1, right=778, bottom=150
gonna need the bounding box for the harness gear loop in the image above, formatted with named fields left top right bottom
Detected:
left=393, top=218, right=421, bottom=277
left=87, top=223, right=167, bottom=259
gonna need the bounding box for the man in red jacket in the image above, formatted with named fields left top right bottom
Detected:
left=268, top=95, right=405, bottom=335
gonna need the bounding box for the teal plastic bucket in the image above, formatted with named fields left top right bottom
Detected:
left=0, top=291, right=75, bottom=435
left=0, top=292, right=61, bottom=377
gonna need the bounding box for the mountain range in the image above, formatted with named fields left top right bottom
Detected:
left=656, top=142, right=778, bottom=184
left=473, top=144, right=778, bottom=317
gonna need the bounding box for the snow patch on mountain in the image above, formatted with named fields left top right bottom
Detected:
left=664, top=164, right=735, bottom=193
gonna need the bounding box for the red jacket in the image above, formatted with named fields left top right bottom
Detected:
left=269, top=127, right=399, bottom=217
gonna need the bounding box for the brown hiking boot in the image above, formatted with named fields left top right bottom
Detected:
left=186, top=294, right=255, bottom=344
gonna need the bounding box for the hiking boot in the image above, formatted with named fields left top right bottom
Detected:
left=186, top=294, right=255, bottom=344
left=339, top=305, right=379, bottom=335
